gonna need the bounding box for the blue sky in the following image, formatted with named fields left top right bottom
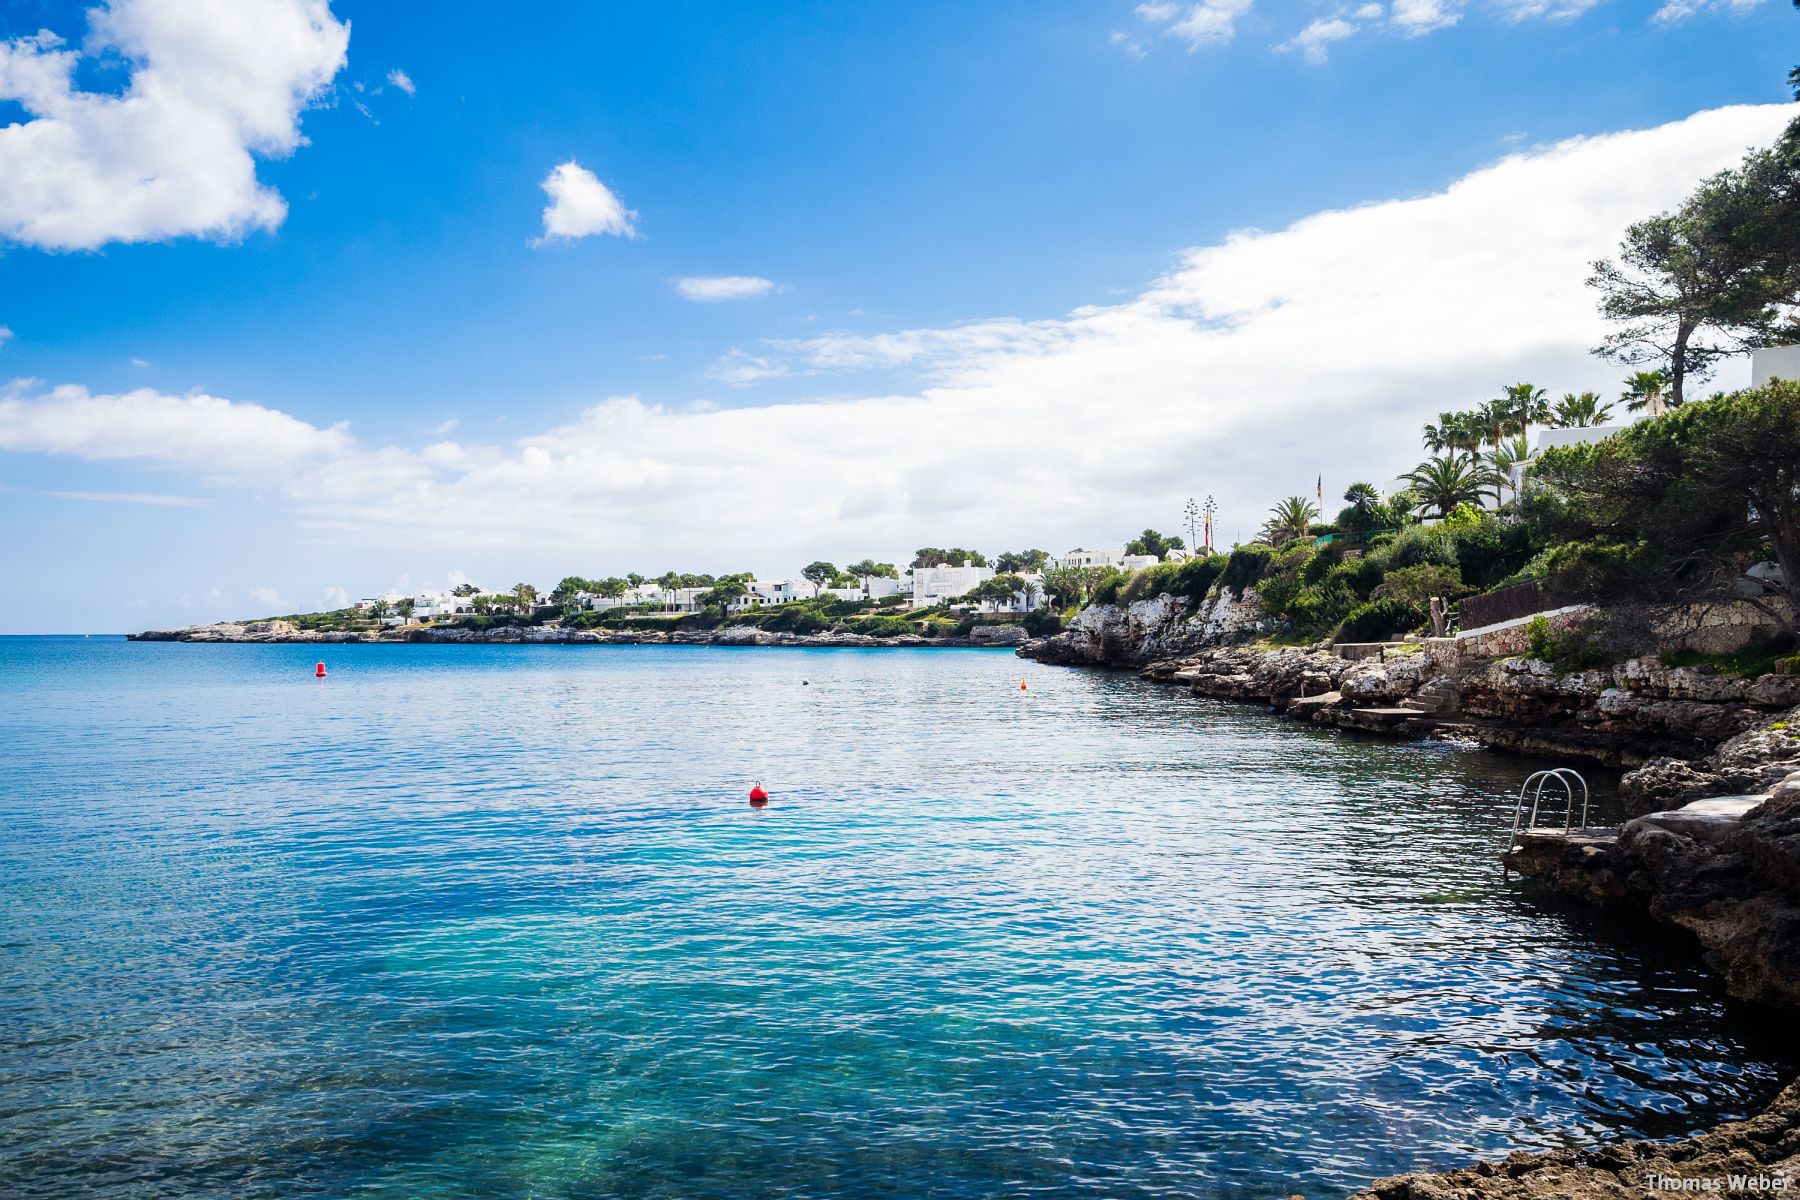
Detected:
left=1, top=0, right=1796, bottom=632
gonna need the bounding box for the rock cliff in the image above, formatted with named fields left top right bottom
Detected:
left=1022, top=588, right=1270, bottom=666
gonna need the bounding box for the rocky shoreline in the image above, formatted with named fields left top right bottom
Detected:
left=1351, top=1077, right=1800, bottom=1199
left=128, top=619, right=1030, bottom=649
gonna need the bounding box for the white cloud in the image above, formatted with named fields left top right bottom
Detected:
left=1652, top=0, right=1762, bottom=20
left=1391, top=0, right=1463, bottom=34
left=706, top=350, right=791, bottom=387
left=1278, top=17, right=1362, bottom=61
left=1110, top=30, right=1149, bottom=58
left=0, top=384, right=353, bottom=476
left=675, top=275, right=778, bottom=302
left=0, top=326, right=11, bottom=347
left=386, top=67, right=415, bottom=95
left=1495, top=0, right=1599, bottom=17
left=323, top=585, right=349, bottom=607
left=0, top=105, right=1792, bottom=571
left=1138, top=0, right=1256, bottom=48
left=0, top=0, right=349, bottom=251
left=533, top=161, right=637, bottom=244
left=249, top=587, right=284, bottom=610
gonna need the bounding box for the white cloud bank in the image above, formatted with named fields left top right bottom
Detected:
left=0, top=0, right=349, bottom=251
left=2, top=104, right=1794, bottom=570
left=676, top=275, right=778, bottom=302
left=534, top=161, right=637, bottom=244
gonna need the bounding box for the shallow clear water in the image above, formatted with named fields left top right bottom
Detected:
left=0, top=637, right=1792, bottom=1199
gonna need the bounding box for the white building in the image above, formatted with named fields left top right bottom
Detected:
left=1056, top=548, right=1126, bottom=570
left=1055, top=547, right=1187, bottom=572
left=1752, top=344, right=1800, bottom=387
left=858, top=575, right=911, bottom=601
left=912, top=564, right=993, bottom=608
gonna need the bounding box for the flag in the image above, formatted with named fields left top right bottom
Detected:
left=1316, top=473, right=1322, bottom=500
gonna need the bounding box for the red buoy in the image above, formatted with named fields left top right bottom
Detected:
left=315, top=662, right=327, bottom=678
left=748, top=782, right=769, bottom=807
left=1020, top=680, right=1028, bottom=691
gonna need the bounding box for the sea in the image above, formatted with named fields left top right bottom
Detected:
left=1, top=636, right=1792, bottom=1198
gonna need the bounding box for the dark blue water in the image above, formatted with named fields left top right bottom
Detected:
left=0, top=637, right=1792, bottom=1199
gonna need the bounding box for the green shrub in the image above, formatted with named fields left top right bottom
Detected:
left=1374, top=563, right=1466, bottom=607
left=1525, top=613, right=1627, bottom=672
left=1335, top=598, right=1427, bottom=644
left=1287, top=581, right=1357, bottom=634
left=845, top=615, right=916, bottom=638
left=1328, top=555, right=1385, bottom=600
left=1256, top=570, right=1303, bottom=618
left=1371, top=524, right=1458, bottom=572
left=1118, top=561, right=1179, bottom=607
left=1221, top=544, right=1275, bottom=596
left=1021, top=609, right=1063, bottom=637
left=1171, top=554, right=1227, bottom=602
left=1299, top=546, right=1339, bottom=585
left=1450, top=514, right=1539, bottom=590
left=1089, top=567, right=1129, bottom=607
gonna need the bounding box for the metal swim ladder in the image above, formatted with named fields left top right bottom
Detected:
left=1508, top=767, right=1592, bottom=845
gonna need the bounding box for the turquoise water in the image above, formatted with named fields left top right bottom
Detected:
left=0, top=637, right=1792, bottom=1199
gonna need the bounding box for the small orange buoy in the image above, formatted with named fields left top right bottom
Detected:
left=749, top=782, right=769, bottom=807
left=1020, top=680, right=1028, bottom=691
left=315, top=662, right=327, bottom=678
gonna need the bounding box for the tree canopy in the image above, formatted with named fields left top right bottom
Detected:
left=1525, top=381, right=1800, bottom=634
left=1124, top=529, right=1185, bottom=559
left=911, top=547, right=987, bottom=568
left=1589, top=116, right=1800, bottom=405
left=993, top=549, right=1049, bottom=573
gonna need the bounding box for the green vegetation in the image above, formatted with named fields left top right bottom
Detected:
left=1124, top=529, right=1185, bottom=558
left=1589, top=112, right=1800, bottom=407
left=1659, top=642, right=1799, bottom=680
left=1525, top=381, right=1800, bottom=638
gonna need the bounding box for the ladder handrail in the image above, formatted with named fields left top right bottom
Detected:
left=1509, top=767, right=1591, bottom=843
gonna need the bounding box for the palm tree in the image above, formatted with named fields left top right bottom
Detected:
left=1042, top=565, right=1084, bottom=609
left=1622, top=369, right=1673, bottom=417
left=1261, top=496, right=1320, bottom=545
left=1404, top=455, right=1498, bottom=519
left=512, top=582, right=538, bottom=614
left=1551, top=390, right=1614, bottom=428
left=1498, top=382, right=1551, bottom=445
left=366, top=598, right=390, bottom=628
left=1475, top=397, right=1519, bottom=453
left=1487, top=434, right=1533, bottom=507
left=1423, top=410, right=1483, bottom=457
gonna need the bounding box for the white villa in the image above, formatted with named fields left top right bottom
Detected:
left=354, top=589, right=481, bottom=625
left=1053, top=547, right=1186, bottom=572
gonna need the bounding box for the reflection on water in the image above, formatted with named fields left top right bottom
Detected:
left=0, top=638, right=1791, bottom=1199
